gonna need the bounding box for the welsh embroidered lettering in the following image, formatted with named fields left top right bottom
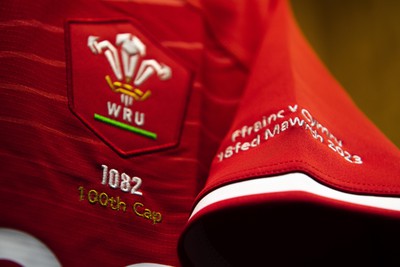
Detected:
left=217, top=104, right=363, bottom=164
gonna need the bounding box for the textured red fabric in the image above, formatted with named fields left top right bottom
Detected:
left=0, top=0, right=399, bottom=266
left=0, top=1, right=206, bottom=266
left=203, top=0, right=400, bottom=197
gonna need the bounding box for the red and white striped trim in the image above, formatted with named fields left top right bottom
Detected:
left=190, top=172, right=400, bottom=220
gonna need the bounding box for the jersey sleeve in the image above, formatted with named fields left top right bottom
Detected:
left=179, top=0, right=400, bottom=265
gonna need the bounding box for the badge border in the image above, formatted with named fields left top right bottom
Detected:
left=65, top=19, right=194, bottom=157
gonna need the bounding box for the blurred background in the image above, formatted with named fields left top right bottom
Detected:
left=290, top=0, right=400, bottom=148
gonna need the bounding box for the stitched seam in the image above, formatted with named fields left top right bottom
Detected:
left=209, top=160, right=400, bottom=195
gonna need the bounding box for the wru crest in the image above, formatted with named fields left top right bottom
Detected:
left=87, top=33, right=172, bottom=104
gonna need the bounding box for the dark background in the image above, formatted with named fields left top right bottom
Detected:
left=291, top=0, right=400, bottom=148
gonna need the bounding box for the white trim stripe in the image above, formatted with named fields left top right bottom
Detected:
left=190, top=172, right=400, bottom=220
left=0, top=228, right=61, bottom=267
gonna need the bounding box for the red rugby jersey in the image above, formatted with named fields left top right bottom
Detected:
left=0, top=0, right=399, bottom=266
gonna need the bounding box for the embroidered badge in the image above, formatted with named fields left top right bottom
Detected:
left=66, top=20, right=191, bottom=156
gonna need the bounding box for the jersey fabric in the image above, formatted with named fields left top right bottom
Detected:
left=0, top=0, right=399, bottom=266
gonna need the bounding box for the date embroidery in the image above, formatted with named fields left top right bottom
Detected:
left=327, top=140, right=362, bottom=164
